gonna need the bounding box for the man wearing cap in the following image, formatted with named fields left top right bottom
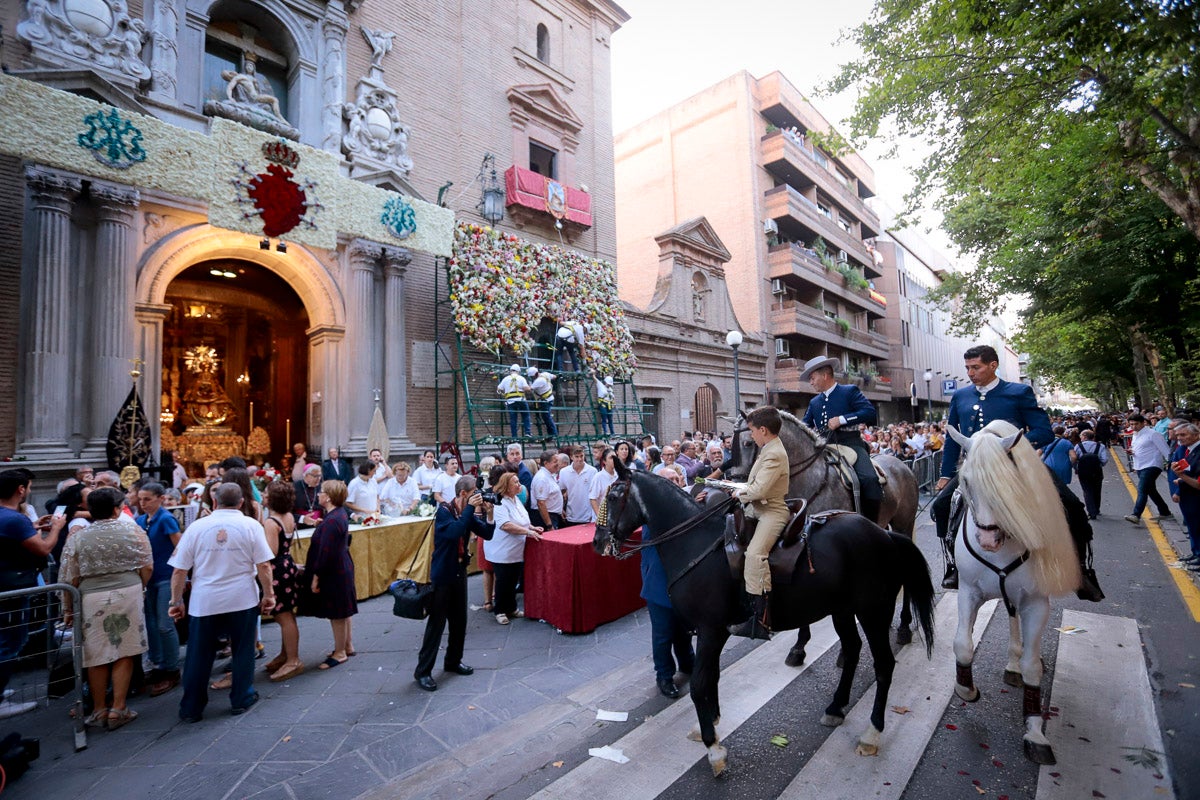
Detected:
left=496, top=365, right=531, bottom=438
left=931, top=345, right=1103, bottom=601
left=799, top=356, right=882, bottom=524
left=527, top=367, right=558, bottom=439
left=554, top=321, right=585, bottom=372
left=596, top=375, right=615, bottom=436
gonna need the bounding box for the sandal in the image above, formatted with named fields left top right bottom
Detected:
left=495, top=613, right=510, bottom=625
left=511, top=610, right=526, bottom=619
left=318, top=656, right=347, bottom=670
left=269, top=662, right=305, bottom=683
left=482, top=602, right=494, bottom=613
left=210, top=673, right=233, bottom=691
left=106, top=708, right=138, bottom=731
left=263, top=653, right=287, bottom=673
left=85, top=708, right=109, bottom=728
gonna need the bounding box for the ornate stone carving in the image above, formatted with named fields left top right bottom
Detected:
left=321, top=9, right=349, bottom=154
left=17, top=0, right=151, bottom=85
left=142, top=210, right=183, bottom=245
left=342, top=26, right=413, bottom=177
left=203, top=51, right=300, bottom=140
left=148, top=0, right=180, bottom=99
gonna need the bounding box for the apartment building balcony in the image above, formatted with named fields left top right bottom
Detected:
left=760, top=130, right=880, bottom=237
left=504, top=165, right=592, bottom=228
left=772, top=363, right=892, bottom=402
left=763, top=184, right=877, bottom=277
left=769, top=302, right=890, bottom=361
left=766, top=244, right=886, bottom=318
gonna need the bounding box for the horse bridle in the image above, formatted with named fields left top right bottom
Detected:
left=956, top=477, right=1030, bottom=618
left=597, top=476, right=734, bottom=560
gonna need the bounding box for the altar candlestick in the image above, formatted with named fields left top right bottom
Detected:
left=249, top=401, right=254, bottom=431
left=286, top=418, right=291, bottom=448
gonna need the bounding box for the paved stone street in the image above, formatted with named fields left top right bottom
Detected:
left=6, top=582, right=685, bottom=800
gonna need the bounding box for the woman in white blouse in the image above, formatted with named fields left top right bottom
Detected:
left=379, top=462, right=419, bottom=517
left=413, top=450, right=441, bottom=502
left=590, top=448, right=618, bottom=519
left=488, top=472, right=543, bottom=625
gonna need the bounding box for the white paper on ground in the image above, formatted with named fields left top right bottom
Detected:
left=596, top=709, right=629, bottom=722
left=587, top=746, right=630, bottom=764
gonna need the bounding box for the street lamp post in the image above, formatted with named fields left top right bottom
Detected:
left=726, top=330, right=743, bottom=416
left=923, top=369, right=934, bottom=422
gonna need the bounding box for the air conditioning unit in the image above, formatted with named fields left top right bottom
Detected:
left=771, top=278, right=785, bottom=295
left=763, top=218, right=779, bottom=237
left=775, top=338, right=791, bottom=357
left=836, top=249, right=849, bottom=263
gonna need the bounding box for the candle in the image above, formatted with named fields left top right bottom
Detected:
left=249, top=401, right=254, bottom=431
left=286, top=418, right=291, bottom=449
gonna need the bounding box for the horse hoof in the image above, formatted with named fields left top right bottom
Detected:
left=895, top=627, right=913, bottom=646
left=1003, top=670, right=1024, bottom=688
left=954, top=684, right=980, bottom=703
left=785, top=648, right=806, bottom=667
left=1023, top=738, right=1057, bottom=765
left=820, top=714, right=845, bottom=727
left=708, top=745, right=728, bottom=777
left=687, top=728, right=703, bottom=742
left=855, top=742, right=879, bottom=757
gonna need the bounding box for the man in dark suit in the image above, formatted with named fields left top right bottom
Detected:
left=321, top=447, right=354, bottom=484
left=414, top=476, right=494, bottom=691
left=799, top=356, right=882, bottom=524
left=932, top=345, right=1102, bottom=601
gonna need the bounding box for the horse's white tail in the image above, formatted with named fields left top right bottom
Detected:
left=959, top=421, right=1081, bottom=597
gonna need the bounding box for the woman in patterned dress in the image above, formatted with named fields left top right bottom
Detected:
left=263, top=480, right=303, bottom=682
left=58, top=487, right=153, bottom=730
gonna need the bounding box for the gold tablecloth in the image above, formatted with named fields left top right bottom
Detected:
left=292, top=516, right=435, bottom=600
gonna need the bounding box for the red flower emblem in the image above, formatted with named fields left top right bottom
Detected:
left=248, top=164, right=307, bottom=237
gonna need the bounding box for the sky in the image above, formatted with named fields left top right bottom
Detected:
left=608, top=0, right=953, bottom=255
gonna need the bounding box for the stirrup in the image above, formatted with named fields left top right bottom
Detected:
left=728, top=594, right=771, bottom=640
left=941, top=564, right=959, bottom=590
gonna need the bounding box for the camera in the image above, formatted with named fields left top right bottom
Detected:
left=475, top=475, right=499, bottom=505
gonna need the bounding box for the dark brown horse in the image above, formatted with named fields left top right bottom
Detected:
left=594, top=461, right=935, bottom=776
left=723, top=410, right=921, bottom=660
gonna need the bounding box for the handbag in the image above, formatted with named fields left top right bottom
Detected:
left=388, top=521, right=435, bottom=620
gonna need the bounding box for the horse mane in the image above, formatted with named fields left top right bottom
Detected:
left=959, top=420, right=1081, bottom=596
left=780, top=410, right=825, bottom=447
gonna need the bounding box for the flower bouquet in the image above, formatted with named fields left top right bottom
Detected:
left=416, top=502, right=436, bottom=518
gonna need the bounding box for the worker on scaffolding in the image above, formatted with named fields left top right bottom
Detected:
left=554, top=321, right=586, bottom=373
left=596, top=374, right=615, bottom=436
left=497, top=364, right=532, bottom=438
left=527, top=367, right=558, bottom=439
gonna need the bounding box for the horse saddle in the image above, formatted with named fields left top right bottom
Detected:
left=825, top=445, right=889, bottom=487
left=724, top=498, right=813, bottom=586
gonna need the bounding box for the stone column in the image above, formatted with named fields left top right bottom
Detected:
left=134, top=303, right=173, bottom=459
left=18, top=166, right=81, bottom=456
left=346, top=239, right=381, bottom=450
left=88, top=181, right=141, bottom=449
left=307, top=325, right=347, bottom=454
left=381, top=246, right=411, bottom=441
left=147, top=0, right=180, bottom=102
left=321, top=3, right=350, bottom=155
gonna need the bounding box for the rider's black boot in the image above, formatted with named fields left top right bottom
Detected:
left=1075, top=565, right=1104, bottom=602
left=941, top=536, right=959, bottom=590
left=728, top=592, right=771, bottom=640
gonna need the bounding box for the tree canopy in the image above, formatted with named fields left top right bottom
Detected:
left=834, top=0, right=1200, bottom=408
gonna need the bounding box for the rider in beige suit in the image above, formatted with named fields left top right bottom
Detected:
left=729, top=406, right=790, bottom=640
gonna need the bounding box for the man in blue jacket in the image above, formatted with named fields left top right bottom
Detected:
left=415, top=476, right=495, bottom=692
left=799, top=356, right=882, bottom=524
left=932, top=345, right=1102, bottom=601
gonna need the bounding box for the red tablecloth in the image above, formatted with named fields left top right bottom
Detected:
left=523, top=524, right=645, bottom=634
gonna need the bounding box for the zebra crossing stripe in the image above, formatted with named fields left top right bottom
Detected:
left=531, top=618, right=840, bottom=799
left=1036, top=609, right=1175, bottom=799
left=778, top=595, right=999, bottom=800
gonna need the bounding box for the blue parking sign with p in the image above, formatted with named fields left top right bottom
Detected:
left=941, top=379, right=957, bottom=396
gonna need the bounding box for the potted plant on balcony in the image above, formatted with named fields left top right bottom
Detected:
left=834, top=316, right=851, bottom=337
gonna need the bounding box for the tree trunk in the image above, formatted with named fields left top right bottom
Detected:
left=1131, top=326, right=1173, bottom=413
left=1130, top=337, right=1152, bottom=410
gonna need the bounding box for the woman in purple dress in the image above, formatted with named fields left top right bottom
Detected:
left=305, top=481, right=357, bottom=669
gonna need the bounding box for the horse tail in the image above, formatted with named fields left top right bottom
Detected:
left=889, top=531, right=935, bottom=657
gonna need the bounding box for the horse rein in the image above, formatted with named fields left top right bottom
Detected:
left=956, top=496, right=1030, bottom=618
left=601, top=478, right=734, bottom=560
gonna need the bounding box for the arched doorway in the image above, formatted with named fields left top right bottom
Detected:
left=162, top=260, right=309, bottom=469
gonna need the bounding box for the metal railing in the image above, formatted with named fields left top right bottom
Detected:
left=0, top=582, right=87, bottom=751
left=904, top=450, right=943, bottom=511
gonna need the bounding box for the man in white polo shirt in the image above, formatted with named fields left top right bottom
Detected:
left=558, top=446, right=597, bottom=525
left=530, top=450, right=565, bottom=529
left=168, top=483, right=274, bottom=723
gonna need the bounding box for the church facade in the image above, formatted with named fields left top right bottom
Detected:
left=0, top=0, right=629, bottom=485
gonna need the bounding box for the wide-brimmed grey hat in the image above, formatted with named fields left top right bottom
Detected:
left=798, top=355, right=841, bottom=381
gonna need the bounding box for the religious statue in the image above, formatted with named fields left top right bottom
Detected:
left=362, top=28, right=395, bottom=75
left=203, top=50, right=300, bottom=139
left=181, top=346, right=237, bottom=428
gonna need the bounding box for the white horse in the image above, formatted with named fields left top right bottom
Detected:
left=946, top=421, right=1081, bottom=765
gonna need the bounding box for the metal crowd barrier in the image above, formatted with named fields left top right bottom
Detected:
left=0, top=582, right=87, bottom=751
left=904, top=450, right=943, bottom=511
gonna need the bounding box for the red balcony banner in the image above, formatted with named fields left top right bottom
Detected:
left=868, top=289, right=887, bottom=306
left=505, top=165, right=593, bottom=227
